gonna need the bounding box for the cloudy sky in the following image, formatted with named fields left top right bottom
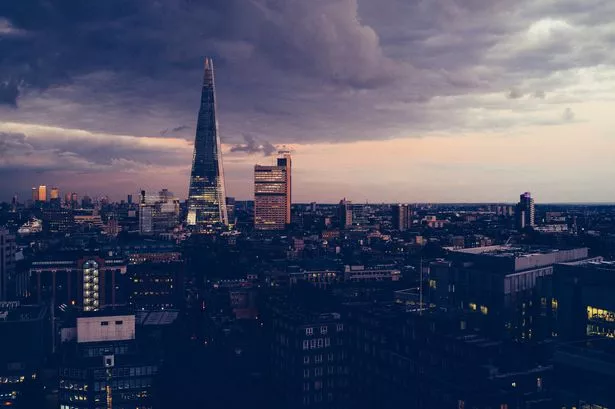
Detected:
left=1, top=0, right=614, bottom=203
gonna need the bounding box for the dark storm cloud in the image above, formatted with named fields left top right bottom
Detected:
left=230, top=134, right=276, bottom=156
left=0, top=0, right=613, bottom=150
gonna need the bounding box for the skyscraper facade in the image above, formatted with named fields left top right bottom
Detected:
left=391, top=204, right=412, bottom=231
left=516, top=192, right=535, bottom=229
left=339, top=199, right=353, bottom=229
left=254, top=151, right=292, bottom=231
left=37, top=185, right=47, bottom=202
left=187, top=58, right=228, bottom=227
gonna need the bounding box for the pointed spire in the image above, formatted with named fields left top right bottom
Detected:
left=203, top=57, right=215, bottom=87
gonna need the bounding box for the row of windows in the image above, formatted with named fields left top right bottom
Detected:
left=83, top=344, right=130, bottom=358
left=305, top=324, right=343, bottom=336
left=93, top=366, right=157, bottom=379
left=587, top=306, right=615, bottom=323
left=100, top=320, right=124, bottom=326
left=304, top=353, right=340, bottom=364
left=303, top=378, right=347, bottom=391
left=92, top=377, right=153, bottom=391
left=302, top=338, right=331, bottom=350
left=303, top=366, right=348, bottom=378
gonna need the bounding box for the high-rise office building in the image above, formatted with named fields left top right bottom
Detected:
left=226, top=196, right=236, bottom=226
left=391, top=204, right=412, bottom=231
left=278, top=150, right=292, bottom=224
left=338, top=199, right=353, bottom=229
left=0, top=229, right=17, bottom=301
left=70, top=192, right=79, bottom=208
left=516, top=192, right=535, bottom=229
left=254, top=151, right=292, bottom=230
left=37, top=185, right=47, bottom=202
left=50, top=187, right=60, bottom=200
left=187, top=57, right=228, bottom=227
left=139, top=190, right=180, bottom=235
left=31, top=187, right=38, bottom=202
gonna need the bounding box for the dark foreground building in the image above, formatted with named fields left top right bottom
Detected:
left=551, top=260, right=615, bottom=409
left=58, top=310, right=159, bottom=409
left=264, top=295, right=349, bottom=409
left=0, top=303, right=48, bottom=408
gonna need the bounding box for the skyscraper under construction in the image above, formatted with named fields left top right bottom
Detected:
left=187, top=58, right=228, bottom=227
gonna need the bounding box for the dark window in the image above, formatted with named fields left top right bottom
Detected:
left=101, top=321, right=109, bottom=326
left=115, top=320, right=123, bottom=325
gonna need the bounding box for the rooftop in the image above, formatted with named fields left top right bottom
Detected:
left=447, top=245, right=582, bottom=258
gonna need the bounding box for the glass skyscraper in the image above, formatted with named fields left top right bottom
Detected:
left=187, top=58, right=228, bottom=226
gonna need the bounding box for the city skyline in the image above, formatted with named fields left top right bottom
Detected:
left=1, top=1, right=615, bottom=202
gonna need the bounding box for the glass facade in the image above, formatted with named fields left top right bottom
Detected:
left=187, top=58, right=228, bottom=226
left=254, top=155, right=291, bottom=231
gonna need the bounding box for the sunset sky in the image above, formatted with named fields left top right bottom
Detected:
left=1, top=0, right=614, bottom=203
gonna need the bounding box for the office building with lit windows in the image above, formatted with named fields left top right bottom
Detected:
left=187, top=58, right=228, bottom=227
left=138, top=189, right=180, bottom=235
left=0, top=303, right=48, bottom=408
left=254, top=151, right=292, bottom=231
left=30, top=253, right=128, bottom=311
left=429, top=245, right=591, bottom=341
left=58, top=310, right=158, bottom=409
left=37, top=185, right=47, bottom=202
left=127, top=262, right=184, bottom=311
left=550, top=260, right=615, bottom=408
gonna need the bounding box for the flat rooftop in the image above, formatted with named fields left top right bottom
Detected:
left=559, top=259, right=615, bottom=269
left=447, top=245, right=582, bottom=258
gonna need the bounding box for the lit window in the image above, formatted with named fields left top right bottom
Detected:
left=429, top=279, right=437, bottom=289
left=469, top=303, right=477, bottom=311
left=480, top=306, right=489, bottom=315
left=306, top=327, right=314, bottom=336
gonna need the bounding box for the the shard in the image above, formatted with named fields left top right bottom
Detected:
left=187, top=58, right=228, bottom=226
